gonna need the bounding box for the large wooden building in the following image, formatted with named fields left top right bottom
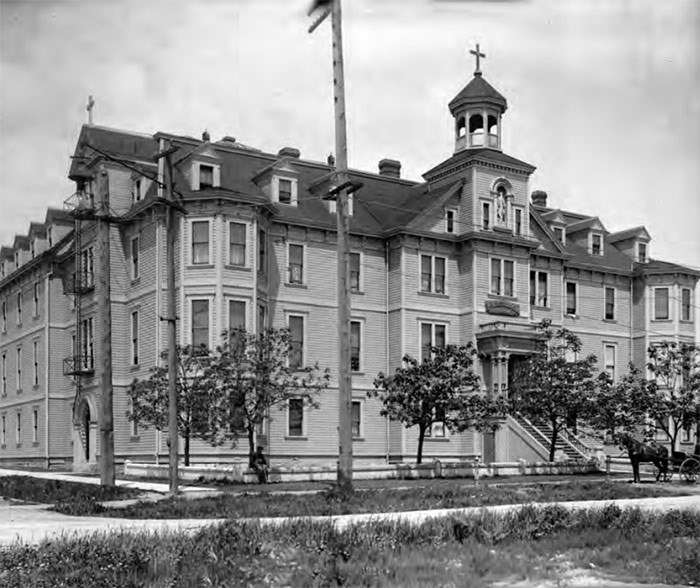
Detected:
left=1, top=65, right=697, bottom=469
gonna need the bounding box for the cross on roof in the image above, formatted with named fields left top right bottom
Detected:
left=86, top=95, right=95, bottom=125
left=470, top=43, right=486, bottom=75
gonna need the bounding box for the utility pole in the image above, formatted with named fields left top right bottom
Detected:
left=155, top=141, right=180, bottom=496
left=96, top=166, right=115, bottom=486
left=309, top=0, right=354, bottom=492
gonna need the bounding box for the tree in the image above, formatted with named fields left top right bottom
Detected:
left=585, top=365, right=652, bottom=439
left=645, top=341, right=700, bottom=451
left=370, top=343, right=507, bottom=464
left=509, top=321, right=597, bottom=462
left=206, top=327, right=331, bottom=467
left=127, top=345, right=227, bottom=466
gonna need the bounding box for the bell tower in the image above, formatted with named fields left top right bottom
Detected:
left=449, top=44, right=507, bottom=153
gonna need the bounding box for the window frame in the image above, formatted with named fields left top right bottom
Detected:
left=653, top=287, right=670, bottom=320
left=130, top=235, right=140, bottom=280
left=258, top=229, right=267, bottom=275
left=529, top=270, right=549, bottom=308
left=349, top=252, right=362, bottom=293
left=131, top=310, right=139, bottom=366
left=16, top=347, right=22, bottom=392
left=133, top=178, right=142, bottom=203
left=16, top=412, right=21, bottom=444
left=565, top=281, right=578, bottom=316
left=445, top=208, right=457, bottom=233
left=604, top=286, right=616, bottom=320
left=637, top=242, right=648, bottom=263
left=420, top=321, right=447, bottom=362
left=419, top=254, right=447, bottom=295
left=16, top=291, right=22, bottom=325
left=604, top=343, right=617, bottom=382
left=1, top=353, right=6, bottom=396
left=190, top=298, right=211, bottom=350
left=425, top=406, right=447, bottom=439
left=1, top=414, right=5, bottom=445
left=552, top=226, right=565, bottom=244
left=228, top=221, right=247, bottom=267
left=228, top=299, right=247, bottom=332
left=32, top=340, right=38, bottom=387
left=490, top=257, right=515, bottom=298
left=351, top=399, right=363, bottom=438
left=2, top=299, right=6, bottom=331
left=190, top=219, right=211, bottom=265
left=350, top=320, right=362, bottom=373
left=590, top=232, right=604, bottom=256
left=680, top=287, right=692, bottom=322
left=287, top=243, right=305, bottom=285
left=481, top=200, right=491, bottom=230
left=287, top=397, right=305, bottom=437
left=32, top=409, right=38, bottom=443
left=287, top=314, right=305, bottom=369
left=198, top=163, right=215, bottom=190
left=514, top=208, right=523, bottom=236
left=33, top=282, right=39, bottom=317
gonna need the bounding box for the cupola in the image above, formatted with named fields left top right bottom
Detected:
left=449, top=44, right=507, bottom=153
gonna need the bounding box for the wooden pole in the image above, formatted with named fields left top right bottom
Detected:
left=331, top=0, right=353, bottom=492
left=97, top=166, right=115, bottom=486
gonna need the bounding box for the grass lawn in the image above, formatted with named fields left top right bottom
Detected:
left=55, top=478, right=695, bottom=519
left=2, top=506, right=698, bottom=587
left=0, top=475, right=141, bottom=504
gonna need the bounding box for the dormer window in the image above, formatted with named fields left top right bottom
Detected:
left=30, top=241, right=35, bottom=259
left=1, top=261, right=5, bottom=278
left=638, top=242, right=648, bottom=263
left=133, top=178, right=142, bottom=202
left=274, top=176, right=297, bottom=206
left=14, top=252, right=19, bottom=267
left=591, top=233, right=603, bottom=256
left=445, top=208, right=456, bottom=233
left=553, top=227, right=565, bottom=244
left=199, top=165, right=214, bottom=190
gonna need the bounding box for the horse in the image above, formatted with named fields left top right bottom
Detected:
left=616, top=432, right=669, bottom=483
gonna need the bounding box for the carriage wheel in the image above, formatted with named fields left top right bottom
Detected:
left=679, top=458, right=700, bottom=484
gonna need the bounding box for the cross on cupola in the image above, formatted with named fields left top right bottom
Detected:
left=470, top=43, right=486, bottom=76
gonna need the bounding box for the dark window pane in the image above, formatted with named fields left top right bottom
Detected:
left=199, top=165, right=214, bottom=189
left=529, top=271, right=536, bottom=306
left=655, top=288, right=669, bottom=320
left=491, top=258, right=501, bottom=295
left=192, top=299, right=209, bottom=349
left=350, top=253, right=360, bottom=292
left=258, top=230, right=267, bottom=274
left=421, top=323, right=432, bottom=361
left=192, top=221, right=209, bottom=264
left=605, top=287, right=615, bottom=320
left=434, top=257, right=445, bottom=294
left=538, top=273, right=548, bottom=307
left=289, top=316, right=304, bottom=368
left=288, top=398, right=303, bottom=436
left=289, top=244, right=304, bottom=284
left=420, top=255, right=431, bottom=292
left=229, top=223, right=246, bottom=266
left=504, top=261, right=514, bottom=297
left=434, top=325, right=446, bottom=349
left=279, top=179, right=292, bottom=204
left=446, top=210, right=454, bottom=233
left=566, top=282, right=577, bottom=315
left=351, top=401, right=361, bottom=437
left=350, top=321, right=360, bottom=371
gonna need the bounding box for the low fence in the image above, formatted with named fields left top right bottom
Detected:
left=124, top=457, right=602, bottom=485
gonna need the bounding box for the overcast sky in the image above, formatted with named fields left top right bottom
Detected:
left=1, top=0, right=699, bottom=274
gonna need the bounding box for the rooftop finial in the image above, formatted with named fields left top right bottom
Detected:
left=86, top=95, right=95, bottom=125
left=469, top=43, right=486, bottom=76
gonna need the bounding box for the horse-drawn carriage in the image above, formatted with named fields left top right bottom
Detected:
left=617, top=432, right=700, bottom=484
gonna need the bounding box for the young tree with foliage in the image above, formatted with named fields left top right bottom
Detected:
left=127, top=345, right=227, bottom=466
left=206, top=327, right=331, bottom=467
left=585, top=365, right=653, bottom=439
left=645, top=341, right=700, bottom=451
left=370, top=343, right=507, bottom=464
left=509, top=321, right=597, bottom=462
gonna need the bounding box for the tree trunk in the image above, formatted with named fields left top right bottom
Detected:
left=416, top=426, right=426, bottom=464
left=549, top=425, right=558, bottom=463
left=184, top=434, right=190, bottom=466
left=694, top=417, right=700, bottom=457
left=248, top=426, right=256, bottom=468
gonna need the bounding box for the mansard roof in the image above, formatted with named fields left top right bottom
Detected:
left=28, top=222, right=47, bottom=238
left=448, top=74, right=508, bottom=114
left=13, top=235, right=29, bottom=250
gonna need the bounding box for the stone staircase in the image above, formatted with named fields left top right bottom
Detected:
left=513, top=414, right=587, bottom=461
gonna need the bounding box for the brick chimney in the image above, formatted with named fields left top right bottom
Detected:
left=278, top=147, right=300, bottom=158
left=202, top=129, right=211, bottom=142
left=378, top=158, right=401, bottom=178
left=531, top=190, right=548, bottom=207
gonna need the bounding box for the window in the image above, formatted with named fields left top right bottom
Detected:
left=482, top=201, right=491, bottom=230
left=32, top=410, right=38, bottom=443
left=81, top=247, right=94, bottom=286
left=257, top=304, right=267, bottom=333
left=258, top=229, right=267, bottom=275
left=2, top=300, right=6, bottom=331
left=14, top=251, right=19, bottom=267
left=229, top=300, right=246, bottom=332
left=30, top=241, right=35, bottom=259
left=129, top=398, right=139, bottom=438
left=47, top=227, right=52, bottom=247
left=16, top=413, right=21, bottom=444
left=33, top=283, right=39, bottom=317
left=514, top=209, right=522, bottom=235
left=420, top=255, right=446, bottom=294
left=426, top=407, right=446, bottom=438
left=604, top=344, right=616, bottom=381
left=351, top=400, right=362, bottom=437
left=278, top=178, right=292, bottom=204
left=553, top=227, right=564, bottom=243
left=191, top=300, right=210, bottom=349
left=199, top=165, right=214, bottom=190
left=530, top=271, right=548, bottom=307
left=682, top=425, right=692, bottom=443
left=133, top=178, right=142, bottom=202
left=654, top=287, right=669, bottom=320
left=604, top=287, right=615, bottom=320
left=350, top=321, right=361, bottom=372
left=1, top=415, right=5, bottom=445
left=681, top=288, right=691, bottom=321
left=420, top=322, right=446, bottom=361
left=1, top=353, right=6, bottom=395
left=191, top=221, right=210, bottom=265
left=1, top=261, right=4, bottom=278
left=638, top=242, right=647, bottom=263
left=32, top=341, right=38, bottom=387
left=565, top=282, right=577, bottom=316
left=80, top=318, right=94, bottom=370
left=445, top=209, right=455, bottom=233
left=591, top=233, right=603, bottom=256
left=229, top=222, right=246, bottom=266
left=17, top=291, right=22, bottom=324
left=491, top=258, right=515, bottom=297
left=131, top=311, right=139, bottom=365
left=288, top=398, right=304, bottom=437
left=16, top=348, right=22, bottom=391
left=350, top=253, right=361, bottom=293
left=131, top=236, right=139, bottom=280
left=288, top=244, right=304, bottom=284
left=289, top=315, right=304, bottom=368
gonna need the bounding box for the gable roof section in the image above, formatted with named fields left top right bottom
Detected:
left=566, top=216, right=606, bottom=234
left=529, top=207, right=569, bottom=256
left=608, top=226, right=651, bottom=243
left=540, top=209, right=567, bottom=225
left=405, top=180, right=464, bottom=231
